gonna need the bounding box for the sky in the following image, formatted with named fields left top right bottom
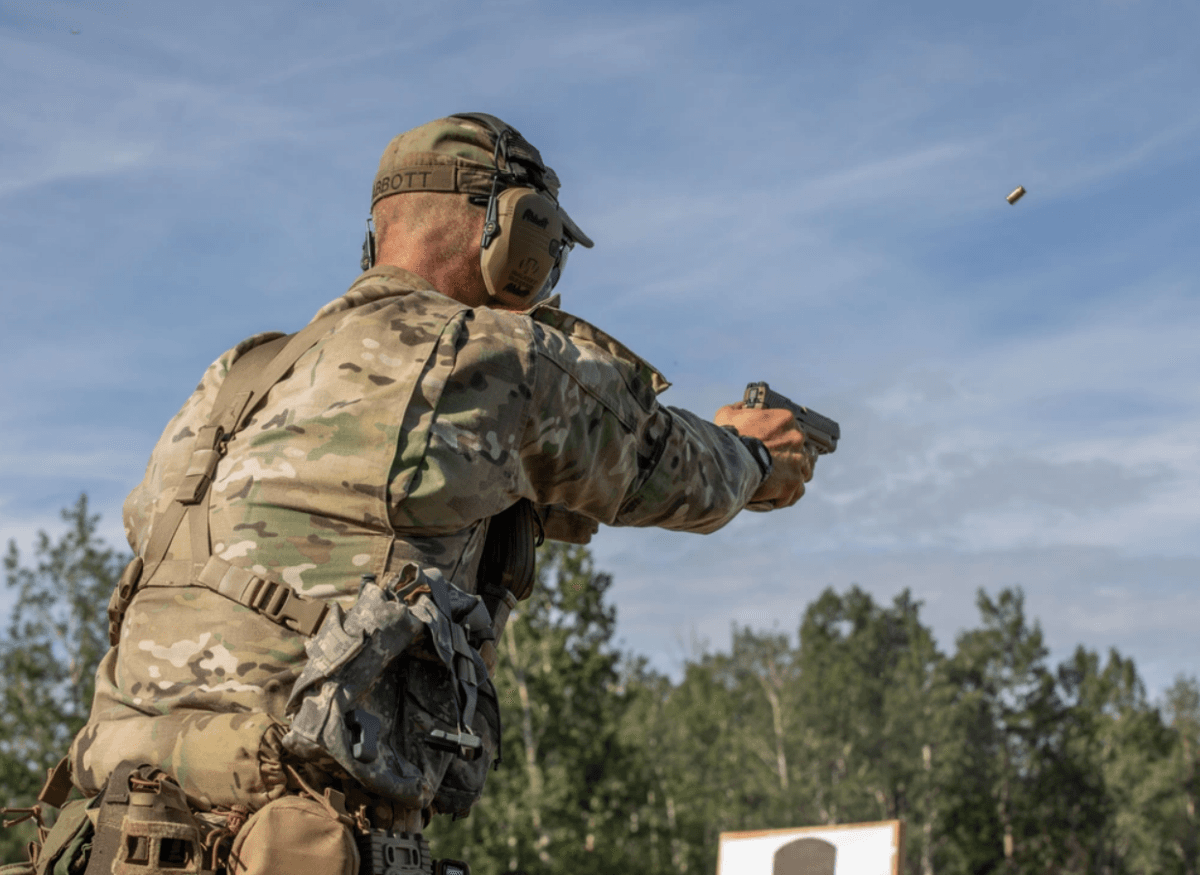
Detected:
left=2, top=0, right=1198, bottom=697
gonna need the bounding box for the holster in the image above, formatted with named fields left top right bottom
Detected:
left=476, top=499, right=541, bottom=645
left=356, top=830, right=430, bottom=875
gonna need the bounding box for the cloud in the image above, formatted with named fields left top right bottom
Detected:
left=0, top=34, right=308, bottom=200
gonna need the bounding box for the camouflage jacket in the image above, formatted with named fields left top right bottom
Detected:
left=70, top=266, right=763, bottom=807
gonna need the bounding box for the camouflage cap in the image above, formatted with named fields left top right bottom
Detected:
left=371, top=115, right=593, bottom=248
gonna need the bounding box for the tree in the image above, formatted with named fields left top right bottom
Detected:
left=1, top=494, right=126, bottom=862
left=641, top=586, right=947, bottom=875
left=1053, top=647, right=1184, bottom=874
left=1157, top=676, right=1200, bottom=874
left=647, top=629, right=790, bottom=874
left=793, top=586, right=945, bottom=871
left=936, top=588, right=1115, bottom=874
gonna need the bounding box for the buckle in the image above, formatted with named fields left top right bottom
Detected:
left=107, top=557, right=144, bottom=645
left=427, top=729, right=483, bottom=760
left=242, top=578, right=327, bottom=635
left=244, top=579, right=290, bottom=622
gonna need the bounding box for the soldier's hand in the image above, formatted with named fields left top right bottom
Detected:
left=538, top=505, right=600, bottom=544
left=714, top=402, right=815, bottom=510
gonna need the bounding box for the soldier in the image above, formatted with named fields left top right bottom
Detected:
left=63, top=113, right=815, bottom=873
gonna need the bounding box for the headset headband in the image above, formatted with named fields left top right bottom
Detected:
left=449, top=112, right=551, bottom=186
left=442, top=113, right=593, bottom=249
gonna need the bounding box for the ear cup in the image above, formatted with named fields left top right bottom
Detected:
left=360, top=218, right=376, bottom=271
left=481, top=188, right=565, bottom=306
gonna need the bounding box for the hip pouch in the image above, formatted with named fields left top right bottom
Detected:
left=2, top=757, right=95, bottom=875
left=281, top=564, right=500, bottom=817
left=227, top=793, right=358, bottom=875
left=2, top=797, right=93, bottom=875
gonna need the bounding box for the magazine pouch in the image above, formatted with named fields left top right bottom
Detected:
left=110, top=767, right=208, bottom=875
left=282, top=564, right=499, bottom=815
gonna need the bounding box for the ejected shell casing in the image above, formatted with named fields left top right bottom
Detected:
left=1006, top=185, right=1027, bottom=204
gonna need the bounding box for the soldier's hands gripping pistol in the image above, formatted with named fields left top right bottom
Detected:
left=743, top=382, right=840, bottom=456
left=714, top=381, right=840, bottom=511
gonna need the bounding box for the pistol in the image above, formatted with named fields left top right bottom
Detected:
left=743, top=382, right=840, bottom=455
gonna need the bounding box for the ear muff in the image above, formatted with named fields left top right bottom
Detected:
left=360, top=217, right=376, bottom=271
left=480, top=187, right=567, bottom=306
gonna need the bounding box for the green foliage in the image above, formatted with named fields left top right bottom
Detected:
left=4, top=496, right=1200, bottom=875
left=1, top=494, right=127, bottom=863
left=429, top=564, right=1200, bottom=875
left=795, top=588, right=943, bottom=826
left=936, top=590, right=1105, bottom=873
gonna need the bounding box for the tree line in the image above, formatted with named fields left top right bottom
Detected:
left=3, top=496, right=1198, bottom=874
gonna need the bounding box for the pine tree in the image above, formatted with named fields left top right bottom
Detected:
left=793, top=588, right=945, bottom=856
left=937, top=588, right=1114, bottom=874
left=1, top=494, right=126, bottom=862
left=1159, top=676, right=1200, bottom=874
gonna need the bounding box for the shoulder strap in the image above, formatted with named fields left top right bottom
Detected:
left=140, top=311, right=345, bottom=593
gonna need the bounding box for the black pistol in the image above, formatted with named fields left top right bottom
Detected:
left=743, top=382, right=840, bottom=455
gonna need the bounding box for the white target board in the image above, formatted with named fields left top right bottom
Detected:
left=717, top=820, right=904, bottom=875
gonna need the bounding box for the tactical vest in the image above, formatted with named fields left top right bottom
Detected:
left=72, top=283, right=497, bottom=809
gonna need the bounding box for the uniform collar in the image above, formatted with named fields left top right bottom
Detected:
left=308, top=265, right=441, bottom=323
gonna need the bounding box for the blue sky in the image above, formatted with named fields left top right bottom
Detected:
left=3, top=0, right=1198, bottom=695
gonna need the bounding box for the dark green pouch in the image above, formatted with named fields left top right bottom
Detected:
left=32, top=798, right=94, bottom=875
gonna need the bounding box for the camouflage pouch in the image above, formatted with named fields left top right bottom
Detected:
left=420, top=663, right=500, bottom=819
left=226, top=792, right=359, bottom=875
left=282, top=564, right=499, bottom=815
left=2, top=757, right=92, bottom=875
left=383, top=647, right=500, bottom=820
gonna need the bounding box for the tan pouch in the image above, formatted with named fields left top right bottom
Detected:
left=112, top=774, right=207, bottom=875
left=227, top=794, right=359, bottom=875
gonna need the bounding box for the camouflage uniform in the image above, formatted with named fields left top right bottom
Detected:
left=70, top=264, right=763, bottom=808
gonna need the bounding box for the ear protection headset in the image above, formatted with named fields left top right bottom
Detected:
left=362, top=113, right=585, bottom=309
left=453, top=112, right=571, bottom=308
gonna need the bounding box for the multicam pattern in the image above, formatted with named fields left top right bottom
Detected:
left=71, top=265, right=763, bottom=806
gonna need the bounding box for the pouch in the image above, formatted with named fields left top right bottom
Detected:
left=398, top=654, right=501, bottom=818
left=32, top=797, right=94, bottom=875
left=111, top=774, right=206, bottom=875
left=227, top=795, right=359, bottom=875
left=284, top=567, right=500, bottom=814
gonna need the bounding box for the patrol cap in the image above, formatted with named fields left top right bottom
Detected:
left=370, top=115, right=593, bottom=249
